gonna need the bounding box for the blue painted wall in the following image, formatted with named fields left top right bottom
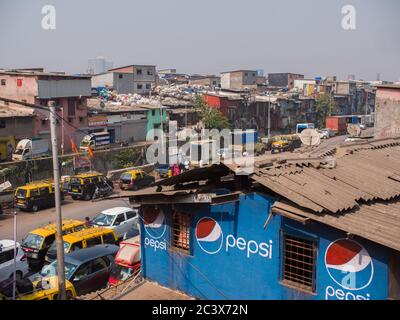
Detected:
left=139, top=192, right=389, bottom=300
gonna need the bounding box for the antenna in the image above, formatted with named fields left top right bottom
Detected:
left=347, top=124, right=362, bottom=137
left=300, top=129, right=321, bottom=147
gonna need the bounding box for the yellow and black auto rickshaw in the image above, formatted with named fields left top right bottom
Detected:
left=14, top=181, right=64, bottom=212
left=68, top=172, right=113, bottom=200
left=21, top=219, right=86, bottom=270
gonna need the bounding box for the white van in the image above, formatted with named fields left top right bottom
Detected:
left=91, top=207, right=139, bottom=239
left=0, top=240, right=29, bottom=283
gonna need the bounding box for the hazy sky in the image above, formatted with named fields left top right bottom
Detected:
left=0, top=0, right=399, bottom=81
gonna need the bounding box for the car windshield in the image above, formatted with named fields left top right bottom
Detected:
left=22, top=233, right=44, bottom=249
left=80, top=140, right=90, bottom=147
left=110, top=264, right=134, bottom=281
left=40, top=261, right=78, bottom=280
left=48, top=240, right=70, bottom=253
left=92, top=213, right=114, bottom=226
left=70, top=177, right=81, bottom=184
left=15, top=189, right=27, bottom=198
left=120, top=173, right=132, bottom=181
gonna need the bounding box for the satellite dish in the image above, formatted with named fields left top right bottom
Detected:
left=347, top=124, right=362, bottom=137
left=300, top=129, right=321, bottom=146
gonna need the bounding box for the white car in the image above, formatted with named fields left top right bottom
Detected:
left=0, top=240, right=29, bottom=283
left=91, top=207, right=139, bottom=240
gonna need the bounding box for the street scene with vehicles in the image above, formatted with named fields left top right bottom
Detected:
left=0, top=0, right=399, bottom=304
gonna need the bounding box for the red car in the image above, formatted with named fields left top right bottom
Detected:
left=108, top=237, right=141, bottom=286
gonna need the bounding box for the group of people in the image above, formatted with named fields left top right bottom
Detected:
left=169, top=161, right=190, bottom=177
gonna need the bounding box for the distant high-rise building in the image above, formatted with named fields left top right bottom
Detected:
left=87, top=56, right=114, bottom=75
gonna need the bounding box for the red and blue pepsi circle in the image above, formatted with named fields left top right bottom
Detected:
left=196, top=217, right=223, bottom=255
left=143, top=206, right=166, bottom=239
left=325, top=239, right=374, bottom=291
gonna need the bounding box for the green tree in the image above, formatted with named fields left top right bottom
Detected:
left=113, top=148, right=142, bottom=168
left=315, top=93, right=338, bottom=128
left=194, top=94, right=231, bottom=131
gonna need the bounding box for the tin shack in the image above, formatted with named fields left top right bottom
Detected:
left=127, top=138, right=400, bottom=300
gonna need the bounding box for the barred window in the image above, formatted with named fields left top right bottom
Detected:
left=282, top=234, right=316, bottom=292
left=171, top=211, right=191, bottom=254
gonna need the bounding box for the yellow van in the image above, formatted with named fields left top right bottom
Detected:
left=14, top=180, right=64, bottom=212
left=45, top=227, right=118, bottom=263
left=21, top=220, right=86, bottom=269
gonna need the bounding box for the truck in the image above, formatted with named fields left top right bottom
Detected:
left=12, top=138, right=50, bottom=161
left=79, top=132, right=110, bottom=152
left=0, top=136, right=16, bottom=162
left=296, top=123, right=315, bottom=135
left=325, top=116, right=347, bottom=135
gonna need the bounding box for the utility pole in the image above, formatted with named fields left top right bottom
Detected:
left=49, top=101, right=66, bottom=300
left=267, top=93, right=271, bottom=139
left=61, top=106, right=65, bottom=155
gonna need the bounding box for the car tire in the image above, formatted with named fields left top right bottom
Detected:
left=71, top=195, right=78, bottom=200
left=31, top=204, right=39, bottom=212
left=84, top=193, right=92, bottom=201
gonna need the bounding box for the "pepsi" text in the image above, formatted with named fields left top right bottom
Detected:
left=226, top=235, right=273, bottom=259
left=325, top=286, right=370, bottom=300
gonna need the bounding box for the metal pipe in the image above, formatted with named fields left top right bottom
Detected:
left=49, top=102, right=66, bottom=300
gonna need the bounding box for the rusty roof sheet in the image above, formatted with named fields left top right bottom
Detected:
left=254, top=143, right=400, bottom=214
left=272, top=200, right=400, bottom=252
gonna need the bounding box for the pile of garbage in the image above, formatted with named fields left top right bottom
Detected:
left=94, top=83, right=212, bottom=108
left=98, top=88, right=117, bottom=102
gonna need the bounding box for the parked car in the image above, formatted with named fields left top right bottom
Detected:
left=39, top=244, right=119, bottom=296
left=108, top=236, right=141, bottom=287
left=21, top=220, right=86, bottom=270
left=0, top=276, right=76, bottom=300
left=92, top=207, right=139, bottom=240
left=14, top=181, right=64, bottom=212
left=45, top=227, right=118, bottom=264
left=0, top=240, right=29, bottom=283
left=119, top=170, right=155, bottom=191
left=68, top=172, right=113, bottom=201
left=318, top=128, right=335, bottom=139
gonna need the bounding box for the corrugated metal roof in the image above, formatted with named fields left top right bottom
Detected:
left=272, top=200, right=400, bottom=252
left=253, top=143, right=400, bottom=214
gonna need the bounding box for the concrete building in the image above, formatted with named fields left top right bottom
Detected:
left=87, top=56, right=113, bottom=75
left=109, top=65, right=156, bottom=95
left=138, top=105, right=168, bottom=141
left=0, top=70, right=91, bottom=152
left=0, top=104, right=35, bottom=140
left=91, top=71, right=135, bottom=94
left=189, top=76, right=220, bottom=88
left=220, top=70, right=257, bottom=91
left=374, top=84, right=400, bottom=139
left=268, top=73, right=304, bottom=90
left=86, top=99, right=148, bottom=143
left=128, top=142, right=400, bottom=300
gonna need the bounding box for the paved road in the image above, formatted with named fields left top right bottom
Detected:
left=0, top=196, right=130, bottom=242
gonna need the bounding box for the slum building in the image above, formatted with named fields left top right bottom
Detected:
left=127, top=138, right=400, bottom=300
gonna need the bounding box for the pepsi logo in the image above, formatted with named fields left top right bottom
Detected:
left=196, top=217, right=223, bottom=255
left=143, top=206, right=166, bottom=239
left=325, top=239, right=374, bottom=291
